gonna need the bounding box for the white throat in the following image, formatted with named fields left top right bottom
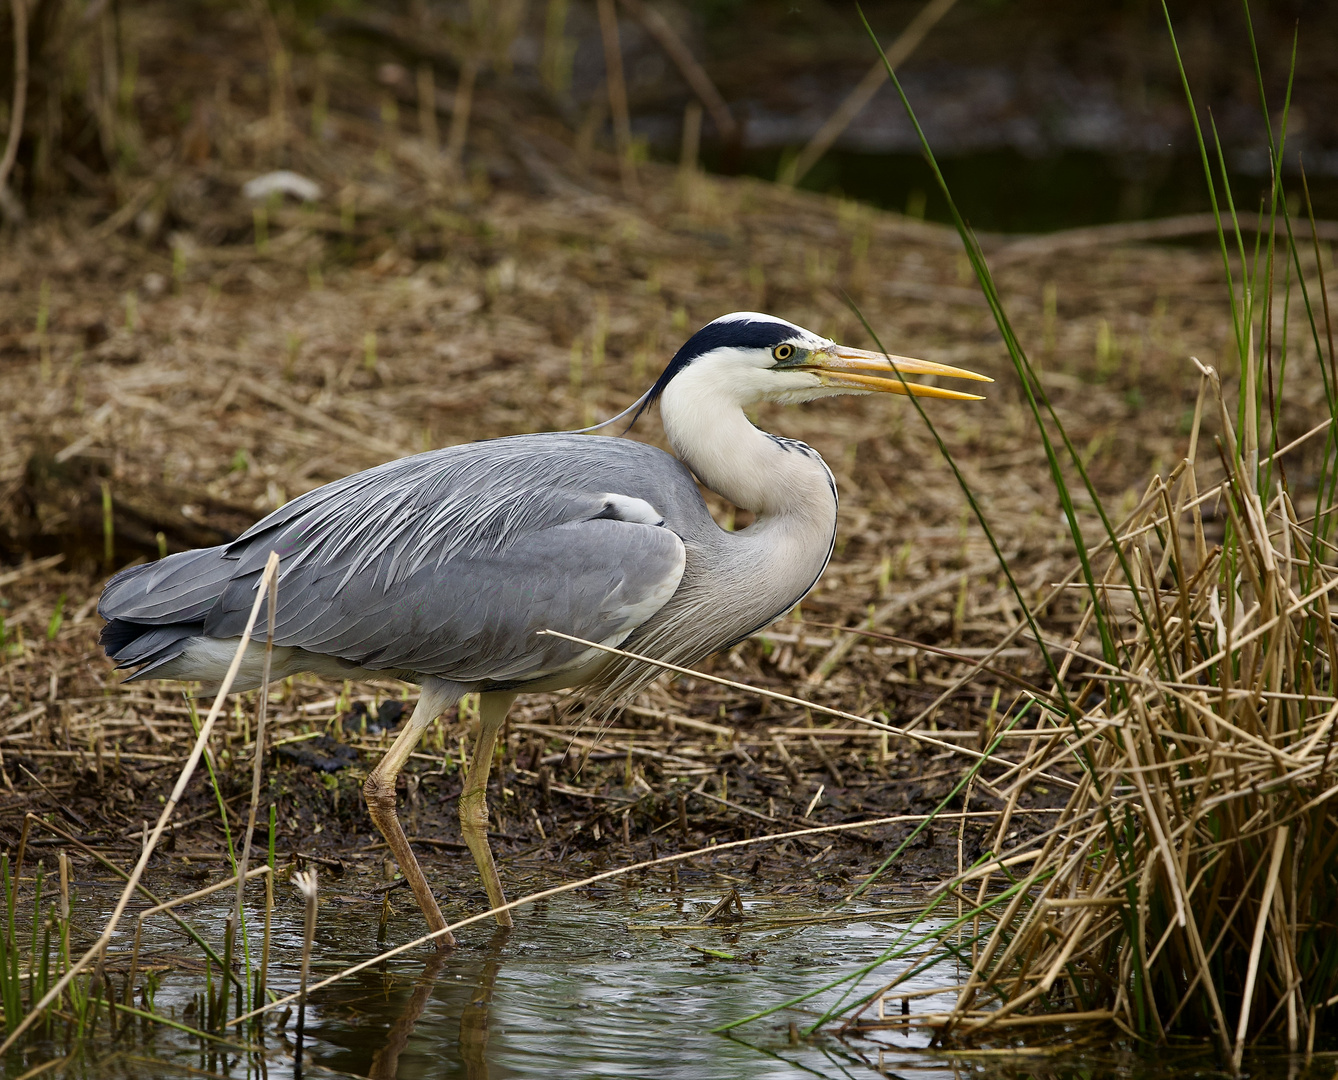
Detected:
left=657, top=360, right=836, bottom=521
left=648, top=355, right=840, bottom=657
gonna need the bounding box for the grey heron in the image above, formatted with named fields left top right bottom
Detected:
left=98, top=312, right=988, bottom=946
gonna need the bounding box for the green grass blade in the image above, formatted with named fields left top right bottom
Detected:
left=713, top=867, right=1040, bottom=1033
left=855, top=5, right=1176, bottom=690
left=1162, top=1, right=1244, bottom=357
left=846, top=701, right=1034, bottom=902
left=26, top=864, right=42, bottom=1012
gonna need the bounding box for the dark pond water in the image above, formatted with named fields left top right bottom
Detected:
left=14, top=869, right=1338, bottom=1080
left=704, top=148, right=1338, bottom=235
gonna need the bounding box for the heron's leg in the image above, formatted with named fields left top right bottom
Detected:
left=459, top=692, right=516, bottom=927
left=363, top=677, right=466, bottom=949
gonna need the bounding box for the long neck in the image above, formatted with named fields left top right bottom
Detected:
left=658, top=368, right=837, bottom=529
left=646, top=371, right=839, bottom=656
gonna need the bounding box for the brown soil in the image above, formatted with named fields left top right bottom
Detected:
left=1, top=1, right=1333, bottom=912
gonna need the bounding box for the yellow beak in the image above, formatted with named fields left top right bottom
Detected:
left=806, top=345, right=992, bottom=401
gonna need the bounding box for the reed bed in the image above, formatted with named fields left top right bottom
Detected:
left=827, top=375, right=1338, bottom=1058
left=776, top=5, right=1338, bottom=1063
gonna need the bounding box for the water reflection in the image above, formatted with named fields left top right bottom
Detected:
left=368, top=952, right=447, bottom=1080
left=297, top=890, right=967, bottom=1080
left=458, top=930, right=507, bottom=1080
left=60, top=881, right=1327, bottom=1080
left=361, top=931, right=511, bottom=1080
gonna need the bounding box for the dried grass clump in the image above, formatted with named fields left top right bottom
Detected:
left=826, top=9, right=1338, bottom=1064
left=870, top=368, right=1338, bottom=1062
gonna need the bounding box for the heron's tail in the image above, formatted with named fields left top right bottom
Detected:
left=98, top=546, right=235, bottom=679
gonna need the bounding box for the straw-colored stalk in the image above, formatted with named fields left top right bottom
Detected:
left=850, top=370, right=1338, bottom=1054
left=293, top=868, right=319, bottom=1068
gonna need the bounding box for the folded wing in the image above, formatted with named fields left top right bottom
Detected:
left=99, top=435, right=692, bottom=687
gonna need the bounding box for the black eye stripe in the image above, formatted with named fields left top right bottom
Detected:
left=631, top=316, right=805, bottom=427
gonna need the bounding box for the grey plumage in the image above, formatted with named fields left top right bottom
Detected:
left=95, top=310, right=989, bottom=943
left=99, top=432, right=831, bottom=697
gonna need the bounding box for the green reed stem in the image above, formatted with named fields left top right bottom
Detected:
left=856, top=5, right=1175, bottom=692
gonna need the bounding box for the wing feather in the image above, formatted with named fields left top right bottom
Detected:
left=135, top=435, right=696, bottom=686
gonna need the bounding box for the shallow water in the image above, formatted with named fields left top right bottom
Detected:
left=14, top=872, right=1331, bottom=1080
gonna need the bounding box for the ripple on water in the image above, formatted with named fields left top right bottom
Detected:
left=49, top=882, right=1292, bottom=1080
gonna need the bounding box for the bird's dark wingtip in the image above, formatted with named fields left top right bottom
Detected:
left=99, top=618, right=145, bottom=658
left=98, top=619, right=201, bottom=681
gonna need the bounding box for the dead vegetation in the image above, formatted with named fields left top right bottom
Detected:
left=832, top=365, right=1338, bottom=1061
left=2, top=0, right=1338, bottom=1072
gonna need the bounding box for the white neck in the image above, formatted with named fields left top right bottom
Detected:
left=658, top=363, right=836, bottom=522
left=651, top=362, right=839, bottom=650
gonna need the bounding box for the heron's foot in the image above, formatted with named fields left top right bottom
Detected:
left=459, top=789, right=513, bottom=928
left=364, top=770, right=455, bottom=948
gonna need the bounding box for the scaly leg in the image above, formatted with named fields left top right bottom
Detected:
left=363, top=677, right=465, bottom=949
left=459, top=692, right=516, bottom=927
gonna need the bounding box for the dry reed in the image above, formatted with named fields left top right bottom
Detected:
left=837, top=372, right=1338, bottom=1058
left=808, top=8, right=1338, bottom=1061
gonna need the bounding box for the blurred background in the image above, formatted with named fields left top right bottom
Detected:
left=1, top=0, right=1336, bottom=233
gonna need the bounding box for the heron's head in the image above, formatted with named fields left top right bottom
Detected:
left=636, top=312, right=990, bottom=420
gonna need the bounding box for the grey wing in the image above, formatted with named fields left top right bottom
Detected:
left=191, top=436, right=689, bottom=685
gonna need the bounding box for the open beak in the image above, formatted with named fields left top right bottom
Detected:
left=806, top=345, right=992, bottom=401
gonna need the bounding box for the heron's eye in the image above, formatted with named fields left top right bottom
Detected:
left=772, top=344, right=795, bottom=362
